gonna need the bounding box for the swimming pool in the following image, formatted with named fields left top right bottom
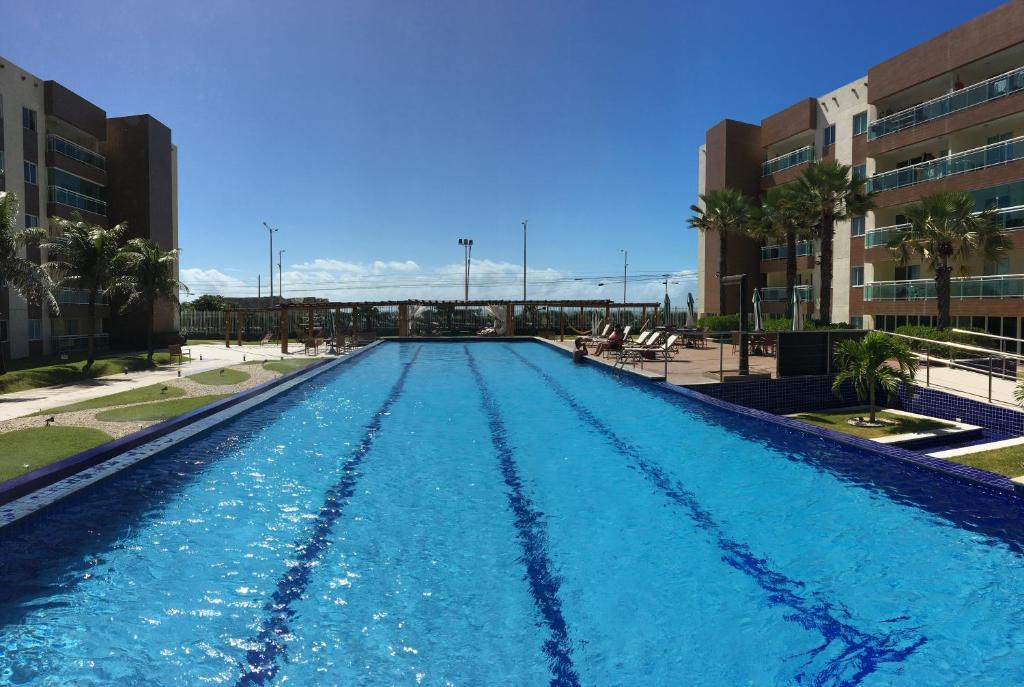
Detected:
left=2, top=341, right=1024, bottom=685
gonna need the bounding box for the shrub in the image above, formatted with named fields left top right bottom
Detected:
left=697, top=314, right=739, bottom=331
left=894, top=325, right=981, bottom=357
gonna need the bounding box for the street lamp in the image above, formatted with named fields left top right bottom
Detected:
left=522, top=219, right=528, bottom=300
left=263, top=222, right=278, bottom=300
left=278, top=249, right=285, bottom=302
left=458, top=238, right=474, bottom=301
left=620, top=249, right=628, bottom=303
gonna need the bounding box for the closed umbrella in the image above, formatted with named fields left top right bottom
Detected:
left=790, top=288, right=803, bottom=331
left=752, top=288, right=763, bottom=331
left=663, top=292, right=671, bottom=327
left=687, top=292, right=696, bottom=328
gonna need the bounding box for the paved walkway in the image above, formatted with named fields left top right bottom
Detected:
left=0, top=343, right=330, bottom=422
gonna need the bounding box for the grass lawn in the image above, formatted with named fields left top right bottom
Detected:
left=189, top=368, right=251, bottom=386
left=263, top=358, right=318, bottom=374
left=942, top=444, right=1024, bottom=478
left=789, top=408, right=954, bottom=439
left=0, top=352, right=172, bottom=396
left=95, top=394, right=229, bottom=422
left=31, top=383, right=186, bottom=416
left=0, top=426, right=113, bottom=482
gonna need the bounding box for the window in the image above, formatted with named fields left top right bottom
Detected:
left=64, top=319, right=79, bottom=336
left=0, top=319, right=7, bottom=342
left=850, top=215, right=866, bottom=236
left=23, top=161, right=37, bottom=185
left=22, top=107, right=36, bottom=131
left=823, top=125, right=836, bottom=146
left=851, top=266, right=864, bottom=286
left=28, top=319, right=41, bottom=341
left=852, top=164, right=866, bottom=181
left=0, top=150, right=5, bottom=175
left=25, top=214, right=39, bottom=228
left=895, top=265, right=921, bottom=280
left=852, top=111, right=868, bottom=136
left=850, top=316, right=864, bottom=329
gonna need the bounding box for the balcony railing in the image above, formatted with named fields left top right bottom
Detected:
left=864, top=274, right=1024, bottom=300
left=867, top=136, right=1024, bottom=193
left=761, top=146, right=815, bottom=177
left=869, top=66, right=1024, bottom=141
left=52, top=333, right=109, bottom=355
left=47, top=185, right=107, bottom=216
left=46, top=134, right=106, bottom=171
left=760, top=240, right=813, bottom=261
left=56, top=288, right=108, bottom=305
left=864, top=204, right=1024, bottom=247
left=761, top=284, right=813, bottom=302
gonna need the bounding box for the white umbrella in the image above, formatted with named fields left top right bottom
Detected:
left=686, top=292, right=696, bottom=328
left=663, top=293, right=672, bottom=327
left=752, top=288, right=763, bottom=331
left=790, top=288, right=803, bottom=331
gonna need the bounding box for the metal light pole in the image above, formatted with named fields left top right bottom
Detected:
left=263, top=222, right=278, bottom=300
left=621, top=249, right=628, bottom=303
left=458, top=238, right=474, bottom=301
left=278, top=249, right=285, bottom=302
left=522, top=219, right=528, bottom=300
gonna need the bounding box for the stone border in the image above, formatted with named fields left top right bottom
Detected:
left=0, top=342, right=384, bottom=527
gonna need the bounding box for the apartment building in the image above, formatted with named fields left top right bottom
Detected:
left=0, top=55, right=178, bottom=361
left=696, top=1, right=1024, bottom=346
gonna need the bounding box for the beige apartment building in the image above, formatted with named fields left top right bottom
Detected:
left=0, top=55, right=178, bottom=361
left=696, top=1, right=1024, bottom=347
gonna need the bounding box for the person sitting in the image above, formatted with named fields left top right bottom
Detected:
left=572, top=337, right=589, bottom=363
left=594, top=326, right=624, bottom=357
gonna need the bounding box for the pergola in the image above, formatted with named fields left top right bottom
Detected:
left=216, top=299, right=662, bottom=352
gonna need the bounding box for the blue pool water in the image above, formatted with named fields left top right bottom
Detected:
left=3, top=341, right=1024, bottom=686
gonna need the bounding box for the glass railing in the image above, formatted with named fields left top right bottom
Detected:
left=864, top=274, right=1024, bottom=300
left=761, top=146, right=815, bottom=177
left=869, top=67, right=1024, bottom=141
left=760, top=240, right=813, bottom=261
left=864, top=204, right=1024, bottom=247
left=47, top=186, right=107, bottom=215
left=761, top=284, right=813, bottom=302
left=46, top=134, right=106, bottom=170
left=56, top=288, right=107, bottom=305
left=868, top=136, right=1024, bottom=193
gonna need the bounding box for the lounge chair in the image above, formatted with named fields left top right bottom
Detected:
left=615, top=331, right=664, bottom=365
left=582, top=323, right=612, bottom=343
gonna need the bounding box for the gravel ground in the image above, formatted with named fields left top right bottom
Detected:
left=0, top=363, right=283, bottom=439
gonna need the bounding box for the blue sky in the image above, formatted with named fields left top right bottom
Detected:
left=3, top=0, right=1004, bottom=303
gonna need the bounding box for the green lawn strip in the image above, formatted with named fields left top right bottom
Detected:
left=0, top=426, right=114, bottom=482
left=0, top=352, right=173, bottom=396
left=263, top=358, right=318, bottom=374
left=941, top=444, right=1024, bottom=478
left=31, top=384, right=187, bottom=416
left=788, top=408, right=953, bottom=439
left=95, top=394, right=229, bottom=422
left=189, top=368, right=251, bottom=385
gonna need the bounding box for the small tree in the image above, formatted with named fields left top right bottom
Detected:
left=183, top=294, right=235, bottom=311
left=43, top=217, right=126, bottom=373
left=687, top=188, right=755, bottom=314
left=753, top=185, right=815, bottom=306
left=113, top=238, right=189, bottom=362
left=832, top=332, right=917, bottom=424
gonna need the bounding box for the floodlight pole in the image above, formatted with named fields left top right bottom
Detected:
left=522, top=219, right=528, bottom=300
left=459, top=238, right=474, bottom=301
left=263, top=222, right=278, bottom=300
left=621, top=249, right=628, bottom=303
left=278, top=249, right=285, bottom=302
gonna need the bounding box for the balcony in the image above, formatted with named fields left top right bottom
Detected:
left=761, top=146, right=814, bottom=177
left=56, top=288, right=108, bottom=305
left=47, top=185, right=107, bottom=216
left=864, top=274, right=1024, bottom=300
left=761, top=284, right=813, bottom=302
left=760, top=241, right=813, bottom=261
left=867, top=136, right=1024, bottom=193
left=869, top=67, right=1024, bottom=141
left=52, top=333, right=109, bottom=355
left=864, top=204, right=1024, bottom=248
left=46, top=134, right=105, bottom=171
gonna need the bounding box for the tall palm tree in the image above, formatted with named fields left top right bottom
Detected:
left=796, top=161, right=873, bottom=324
left=887, top=191, right=1011, bottom=329
left=0, top=192, right=57, bottom=374
left=754, top=185, right=814, bottom=305
left=688, top=188, right=755, bottom=314
left=43, top=217, right=126, bottom=373
left=832, top=331, right=917, bottom=424
left=113, top=238, right=188, bottom=362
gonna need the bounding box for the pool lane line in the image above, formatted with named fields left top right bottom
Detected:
left=234, top=345, right=422, bottom=687
left=464, top=346, right=581, bottom=687
left=503, top=345, right=926, bottom=686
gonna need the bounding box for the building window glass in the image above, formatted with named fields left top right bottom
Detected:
left=823, top=125, right=836, bottom=146
left=850, top=215, right=865, bottom=236
left=0, top=319, right=7, bottom=342
left=25, top=214, right=39, bottom=228
left=23, top=161, right=37, bottom=185
left=851, top=266, right=864, bottom=286
left=850, top=316, right=864, bottom=329
left=64, top=319, right=79, bottom=336
left=28, top=319, right=41, bottom=341
left=47, top=168, right=105, bottom=200
left=0, top=150, right=5, bottom=175
left=22, top=107, right=36, bottom=131
left=853, top=111, right=868, bottom=136
left=895, top=265, right=921, bottom=280
left=852, top=164, right=866, bottom=181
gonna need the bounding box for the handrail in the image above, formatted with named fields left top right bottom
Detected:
left=951, top=328, right=1021, bottom=345
left=761, top=145, right=815, bottom=177
left=887, top=331, right=1024, bottom=361
left=868, top=135, right=1024, bottom=193
left=865, top=204, right=1024, bottom=247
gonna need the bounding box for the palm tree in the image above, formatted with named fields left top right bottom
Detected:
left=43, top=217, right=126, bottom=373
left=0, top=192, right=57, bottom=374
left=832, top=332, right=917, bottom=424
left=688, top=188, right=755, bottom=314
left=887, top=191, right=1011, bottom=329
left=796, top=161, right=873, bottom=324
left=754, top=185, right=814, bottom=305
left=113, top=238, right=188, bottom=362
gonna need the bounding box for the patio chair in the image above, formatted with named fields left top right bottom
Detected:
left=168, top=344, right=191, bottom=364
